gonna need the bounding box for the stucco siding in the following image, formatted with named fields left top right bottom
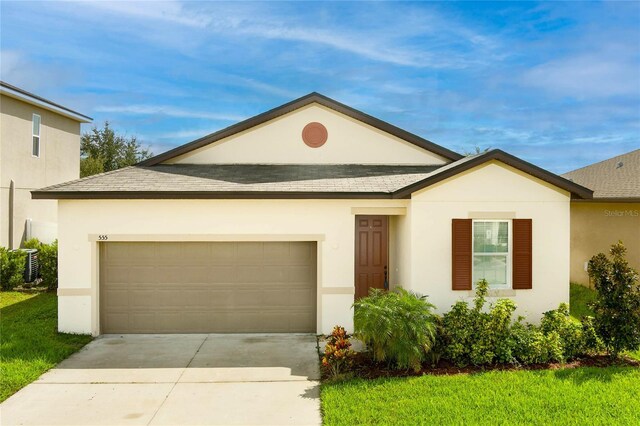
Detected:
left=570, top=202, right=640, bottom=285
left=408, top=162, right=571, bottom=321
left=0, top=94, right=80, bottom=247
left=57, top=198, right=409, bottom=335
left=166, top=104, right=448, bottom=165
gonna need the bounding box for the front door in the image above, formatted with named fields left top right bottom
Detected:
left=355, top=215, right=389, bottom=300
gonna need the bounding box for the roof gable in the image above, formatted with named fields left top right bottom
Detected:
left=139, top=93, right=462, bottom=166
left=395, top=149, right=593, bottom=199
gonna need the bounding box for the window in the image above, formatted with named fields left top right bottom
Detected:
left=32, top=114, right=41, bottom=157
left=472, top=220, right=511, bottom=288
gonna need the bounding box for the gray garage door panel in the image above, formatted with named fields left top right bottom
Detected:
left=100, top=242, right=317, bottom=333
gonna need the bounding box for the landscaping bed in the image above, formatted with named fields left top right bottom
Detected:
left=329, top=351, right=639, bottom=381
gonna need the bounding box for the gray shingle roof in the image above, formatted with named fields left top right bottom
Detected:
left=35, top=164, right=442, bottom=195
left=32, top=150, right=593, bottom=200
left=562, top=149, right=640, bottom=199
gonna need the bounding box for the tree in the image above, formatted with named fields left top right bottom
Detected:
left=463, top=146, right=491, bottom=156
left=588, top=241, right=640, bottom=356
left=80, top=122, right=152, bottom=177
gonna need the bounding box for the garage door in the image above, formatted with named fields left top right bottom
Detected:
left=100, top=242, right=317, bottom=333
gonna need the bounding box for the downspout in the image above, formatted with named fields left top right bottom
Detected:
left=8, top=179, right=14, bottom=249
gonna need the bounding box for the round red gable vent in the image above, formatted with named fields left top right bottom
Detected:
left=302, top=122, right=328, bottom=148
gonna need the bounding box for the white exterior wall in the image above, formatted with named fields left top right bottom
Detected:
left=166, top=104, right=448, bottom=165
left=408, top=161, right=571, bottom=321
left=57, top=199, right=409, bottom=335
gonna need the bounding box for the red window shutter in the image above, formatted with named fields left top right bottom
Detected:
left=512, top=219, right=533, bottom=289
left=452, top=219, right=472, bottom=290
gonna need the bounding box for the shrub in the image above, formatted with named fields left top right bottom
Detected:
left=581, top=316, right=605, bottom=355
left=440, top=280, right=596, bottom=366
left=38, top=240, right=58, bottom=290
left=321, top=326, right=355, bottom=378
left=20, top=238, right=58, bottom=290
left=0, top=247, right=26, bottom=290
left=541, top=303, right=585, bottom=360
left=353, top=287, right=437, bottom=371
left=441, top=279, right=517, bottom=366
left=511, top=322, right=563, bottom=364
left=588, top=241, right=640, bottom=356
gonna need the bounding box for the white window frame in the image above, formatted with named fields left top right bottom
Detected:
left=472, top=219, right=512, bottom=289
left=32, top=113, right=41, bottom=158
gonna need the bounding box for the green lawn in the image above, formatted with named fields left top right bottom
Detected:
left=0, top=291, right=92, bottom=402
left=569, top=282, right=596, bottom=320
left=321, top=368, right=640, bottom=425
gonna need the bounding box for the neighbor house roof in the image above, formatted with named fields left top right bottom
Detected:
left=137, top=92, right=464, bottom=166
left=562, top=149, right=640, bottom=202
left=0, top=81, right=92, bottom=123
left=32, top=150, right=592, bottom=200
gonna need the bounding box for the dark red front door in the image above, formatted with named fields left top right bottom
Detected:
left=355, top=215, right=389, bottom=300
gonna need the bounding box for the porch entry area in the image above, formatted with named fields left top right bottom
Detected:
left=355, top=215, right=389, bottom=300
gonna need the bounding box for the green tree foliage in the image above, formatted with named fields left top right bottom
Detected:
left=463, top=146, right=491, bottom=156
left=80, top=122, right=152, bottom=177
left=588, top=241, right=640, bottom=356
left=353, top=287, right=437, bottom=371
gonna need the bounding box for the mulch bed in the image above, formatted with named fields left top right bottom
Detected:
left=322, top=352, right=640, bottom=381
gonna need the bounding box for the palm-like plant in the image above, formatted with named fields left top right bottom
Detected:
left=353, top=287, right=437, bottom=371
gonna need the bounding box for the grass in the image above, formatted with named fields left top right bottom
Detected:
left=0, top=291, right=92, bottom=402
left=321, top=367, right=640, bottom=425
left=569, top=282, right=596, bottom=320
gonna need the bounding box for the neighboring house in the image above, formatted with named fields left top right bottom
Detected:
left=563, top=149, right=640, bottom=286
left=32, top=93, right=592, bottom=335
left=0, top=81, right=92, bottom=248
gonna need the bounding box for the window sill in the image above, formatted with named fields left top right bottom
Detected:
left=467, top=289, right=516, bottom=297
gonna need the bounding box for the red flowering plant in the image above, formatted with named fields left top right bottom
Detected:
left=321, top=326, right=356, bottom=378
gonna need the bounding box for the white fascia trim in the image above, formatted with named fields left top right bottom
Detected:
left=1, top=86, right=92, bottom=123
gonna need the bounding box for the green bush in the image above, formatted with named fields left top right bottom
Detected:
left=353, top=287, right=437, bottom=371
left=21, top=239, right=58, bottom=290
left=0, top=248, right=26, bottom=291
left=511, top=322, right=563, bottom=364
left=588, top=241, right=640, bottom=356
left=440, top=280, right=600, bottom=367
left=581, top=316, right=605, bottom=355
left=541, top=303, right=585, bottom=360
left=441, top=279, right=518, bottom=366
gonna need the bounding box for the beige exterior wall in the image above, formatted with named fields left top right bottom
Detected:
left=0, top=94, right=81, bottom=247
left=409, top=161, right=571, bottom=321
left=167, top=104, right=448, bottom=165
left=56, top=161, right=572, bottom=334
left=570, top=202, right=640, bottom=286
left=56, top=199, right=409, bottom=335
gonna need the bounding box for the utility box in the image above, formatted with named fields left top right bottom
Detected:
left=21, top=249, right=39, bottom=283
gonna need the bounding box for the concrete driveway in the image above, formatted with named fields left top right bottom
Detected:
left=1, top=334, right=321, bottom=425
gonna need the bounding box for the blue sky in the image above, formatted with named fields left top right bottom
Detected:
left=1, top=1, right=639, bottom=173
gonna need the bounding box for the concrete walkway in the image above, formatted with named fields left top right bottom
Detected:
left=1, top=334, right=321, bottom=425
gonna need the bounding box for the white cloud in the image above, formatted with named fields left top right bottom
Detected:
left=85, top=1, right=210, bottom=27
left=71, top=1, right=495, bottom=68
left=94, top=104, right=244, bottom=121
left=522, top=54, right=640, bottom=98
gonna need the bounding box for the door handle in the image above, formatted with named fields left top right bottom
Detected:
left=384, top=265, right=388, bottom=290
